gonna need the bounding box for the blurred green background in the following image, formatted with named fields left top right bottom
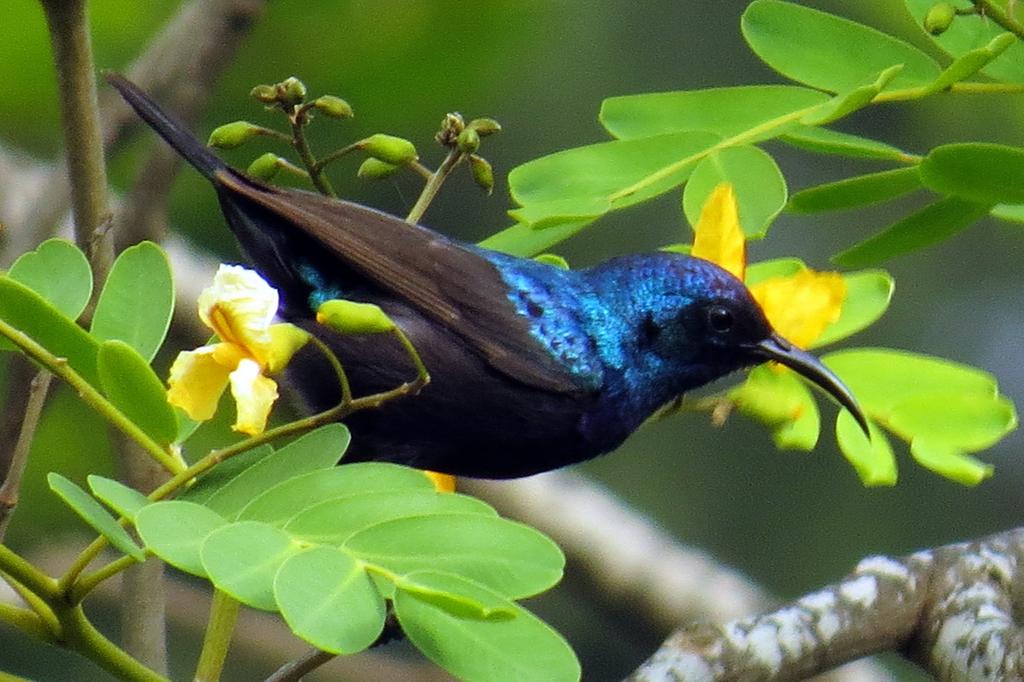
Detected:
left=0, top=1, right=1021, bottom=679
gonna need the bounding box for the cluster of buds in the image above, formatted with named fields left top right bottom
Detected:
left=249, top=76, right=354, bottom=120
left=433, top=112, right=501, bottom=194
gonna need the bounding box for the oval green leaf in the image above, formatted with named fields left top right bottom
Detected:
left=908, top=440, right=993, bottom=486
left=742, top=0, right=941, bottom=92
left=135, top=501, right=228, bottom=577
left=789, top=167, right=922, bottom=213
left=509, top=131, right=721, bottom=228
left=90, top=241, right=174, bottom=362
left=887, top=392, right=1017, bottom=453
left=345, top=513, right=564, bottom=599
left=274, top=546, right=386, bottom=654
left=97, top=339, right=178, bottom=445
left=48, top=473, right=144, bottom=561
left=394, top=572, right=580, bottom=682
left=203, top=424, right=350, bottom=519
left=201, top=521, right=301, bottom=611
left=813, top=270, right=895, bottom=348
left=920, top=33, right=1017, bottom=95
left=731, top=365, right=820, bottom=451
left=799, top=65, right=903, bottom=126
left=600, top=85, right=827, bottom=140
left=920, top=143, right=1024, bottom=205
left=682, top=145, right=787, bottom=238
left=87, top=475, right=151, bottom=520
left=8, top=239, right=92, bottom=320
left=832, top=197, right=991, bottom=267
left=478, top=219, right=594, bottom=258
left=780, top=126, right=910, bottom=161
left=745, top=258, right=805, bottom=286
left=0, top=277, right=100, bottom=384
left=285, top=490, right=496, bottom=546
left=237, top=463, right=434, bottom=525
left=835, top=413, right=897, bottom=487
left=178, top=445, right=274, bottom=505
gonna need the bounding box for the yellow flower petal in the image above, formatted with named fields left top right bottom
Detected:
left=751, top=270, right=846, bottom=349
left=422, top=471, right=457, bottom=493
left=692, top=183, right=745, bottom=281
left=167, top=346, right=232, bottom=420
left=264, top=323, right=311, bottom=374
left=198, top=265, right=278, bottom=355
left=228, top=358, right=279, bottom=435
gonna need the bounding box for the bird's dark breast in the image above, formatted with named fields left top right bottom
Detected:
left=285, top=300, right=607, bottom=479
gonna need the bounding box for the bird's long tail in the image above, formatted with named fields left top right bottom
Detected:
left=106, top=73, right=226, bottom=179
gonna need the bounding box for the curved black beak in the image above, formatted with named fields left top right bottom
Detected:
left=753, top=333, right=870, bottom=435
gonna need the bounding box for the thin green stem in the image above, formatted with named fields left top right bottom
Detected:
left=406, top=148, right=464, bottom=224
left=0, top=318, right=185, bottom=477
left=264, top=648, right=336, bottom=682
left=408, top=159, right=435, bottom=181
left=290, top=114, right=336, bottom=197
left=0, top=601, right=55, bottom=643
left=0, top=545, right=58, bottom=601
left=253, top=126, right=295, bottom=145
left=312, top=141, right=361, bottom=174
left=972, top=0, right=1024, bottom=39
left=0, top=569, right=60, bottom=635
left=193, top=590, right=241, bottom=682
left=57, top=604, right=168, bottom=682
left=0, top=371, right=53, bottom=542
left=392, top=327, right=430, bottom=386
left=71, top=554, right=138, bottom=602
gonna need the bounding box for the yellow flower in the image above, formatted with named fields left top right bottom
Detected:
left=692, top=183, right=845, bottom=349
left=168, top=265, right=308, bottom=435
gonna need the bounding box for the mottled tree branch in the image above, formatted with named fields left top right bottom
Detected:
left=629, top=528, right=1024, bottom=681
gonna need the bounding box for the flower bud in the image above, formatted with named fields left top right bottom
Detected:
left=469, top=154, right=494, bottom=195
left=456, top=127, right=480, bottom=154
left=279, top=76, right=307, bottom=107
left=208, top=121, right=261, bottom=149
left=468, top=117, right=502, bottom=137
left=317, top=299, right=396, bottom=335
left=924, top=2, right=957, bottom=35
left=247, top=153, right=282, bottom=180
left=249, top=84, right=278, bottom=104
left=360, top=134, right=418, bottom=165
left=435, top=112, right=465, bottom=146
left=357, top=158, right=401, bottom=179
left=313, top=95, right=354, bottom=119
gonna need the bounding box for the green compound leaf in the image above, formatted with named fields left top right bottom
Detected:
left=779, top=126, right=911, bottom=162
left=731, top=365, right=820, bottom=451
left=135, top=501, right=228, bottom=577
left=8, top=239, right=92, bottom=320
left=87, top=475, right=151, bottom=520
left=508, top=131, right=721, bottom=228
left=789, top=167, right=922, bottom=214
left=178, top=445, right=274, bottom=506
left=682, top=145, right=786, bottom=239
left=835, top=412, right=897, bottom=487
left=284, top=490, right=496, bottom=546
left=274, top=546, right=386, bottom=654
left=203, top=424, right=350, bottom=519
left=345, top=513, right=564, bottom=600
left=600, top=85, right=827, bottom=140
left=813, top=270, right=895, bottom=348
left=97, top=340, right=178, bottom=446
left=742, top=0, right=941, bottom=92
left=0, top=276, right=100, bottom=384
left=48, top=473, right=144, bottom=561
left=905, top=0, right=1024, bottom=84
left=832, top=197, right=991, bottom=267
left=237, top=463, right=435, bottom=525
left=919, top=143, right=1024, bottom=205
left=394, top=572, right=580, bottom=682
left=201, top=521, right=301, bottom=611
left=824, top=349, right=1016, bottom=485
left=90, top=241, right=174, bottom=362
left=800, top=65, right=903, bottom=126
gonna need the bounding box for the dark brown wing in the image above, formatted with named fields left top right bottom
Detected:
left=216, top=170, right=582, bottom=394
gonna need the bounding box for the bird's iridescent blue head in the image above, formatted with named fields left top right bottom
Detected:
left=629, top=254, right=869, bottom=433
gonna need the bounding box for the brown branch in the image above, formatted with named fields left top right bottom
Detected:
left=0, top=370, right=53, bottom=543
left=629, top=527, right=1024, bottom=681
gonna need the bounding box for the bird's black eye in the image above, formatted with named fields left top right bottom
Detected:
left=707, top=305, right=734, bottom=333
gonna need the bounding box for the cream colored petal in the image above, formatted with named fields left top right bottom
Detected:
left=263, top=323, right=311, bottom=373
left=167, top=346, right=232, bottom=421
left=228, top=358, right=279, bottom=435
left=198, top=265, right=279, bottom=351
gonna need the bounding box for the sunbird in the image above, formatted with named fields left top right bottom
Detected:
left=108, top=74, right=868, bottom=478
